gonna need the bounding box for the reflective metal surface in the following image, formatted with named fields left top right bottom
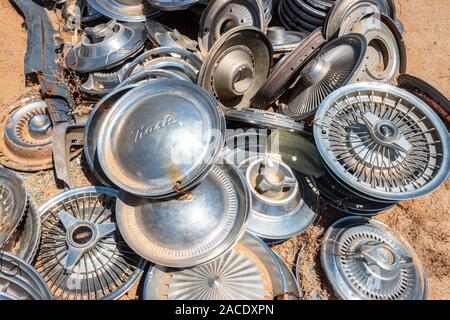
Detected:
left=324, top=0, right=400, bottom=39
left=3, top=197, right=41, bottom=262
left=314, top=83, right=450, bottom=201
left=284, top=33, right=367, bottom=119
left=84, top=85, right=138, bottom=187
left=244, top=155, right=317, bottom=240
left=0, top=167, right=27, bottom=247
left=223, top=108, right=307, bottom=133
left=260, top=0, right=273, bottom=26
left=251, top=28, right=325, bottom=109
left=116, top=163, right=250, bottom=268
left=198, top=0, right=265, bottom=54
left=270, top=130, right=326, bottom=178
left=34, top=187, right=146, bottom=300
left=0, top=252, right=52, bottom=300
left=198, top=26, right=272, bottom=110
left=97, top=79, right=225, bottom=197
left=120, top=46, right=203, bottom=81
left=274, top=252, right=301, bottom=299
left=267, top=27, right=307, bottom=58
left=66, top=20, right=146, bottom=72
left=341, top=14, right=405, bottom=84
left=321, top=217, right=427, bottom=300
left=223, top=136, right=318, bottom=240
left=81, top=70, right=121, bottom=97
left=142, top=233, right=288, bottom=299
left=146, top=20, right=198, bottom=51
left=89, top=0, right=160, bottom=22
left=6, top=100, right=52, bottom=149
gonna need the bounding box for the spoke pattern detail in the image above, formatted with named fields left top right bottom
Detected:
left=320, top=89, right=443, bottom=195
left=160, top=245, right=273, bottom=300
left=338, top=225, right=419, bottom=300
left=34, top=188, right=144, bottom=300
left=286, top=35, right=364, bottom=119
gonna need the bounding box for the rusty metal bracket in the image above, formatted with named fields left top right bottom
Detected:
left=52, top=118, right=86, bottom=190
left=11, top=0, right=74, bottom=110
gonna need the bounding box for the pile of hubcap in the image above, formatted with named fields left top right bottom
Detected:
left=2, top=0, right=448, bottom=301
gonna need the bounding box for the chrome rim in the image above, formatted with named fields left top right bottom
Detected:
left=314, top=83, right=450, bottom=201
left=321, top=217, right=427, bottom=300
left=35, top=187, right=146, bottom=300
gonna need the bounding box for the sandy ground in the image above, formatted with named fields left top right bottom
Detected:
left=0, top=0, right=448, bottom=300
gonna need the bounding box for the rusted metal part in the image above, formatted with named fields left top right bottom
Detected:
left=52, top=118, right=86, bottom=189
left=251, top=28, right=326, bottom=109
left=398, top=74, right=450, bottom=130
left=12, top=0, right=74, bottom=110
left=12, top=0, right=85, bottom=188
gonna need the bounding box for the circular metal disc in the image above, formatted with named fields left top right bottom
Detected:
left=324, top=0, right=397, bottom=39
left=34, top=187, right=146, bottom=300
left=0, top=96, right=81, bottom=172
left=267, top=27, right=308, bottom=56
left=145, top=20, right=199, bottom=52
left=116, top=163, right=250, bottom=268
left=340, top=13, right=405, bottom=84
left=97, top=79, right=225, bottom=197
left=120, top=46, right=203, bottom=80
left=3, top=197, right=41, bottom=263
left=283, top=33, right=367, bottom=120
left=314, top=82, right=450, bottom=201
left=0, top=252, right=52, bottom=300
left=85, top=74, right=186, bottom=185
left=89, top=0, right=160, bottom=22
left=223, top=142, right=319, bottom=240
left=321, top=216, right=427, bottom=300
left=198, top=26, right=273, bottom=110
left=142, top=233, right=288, bottom=299
left=66, top=20, right=146, bottom=73
left=0, top=167, right=27, bottom=247
left=336, top=2, right=381, bottom=36
left=80, top=71, right=121, bottom=98
left=198, top=0, right=265, bottom=54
